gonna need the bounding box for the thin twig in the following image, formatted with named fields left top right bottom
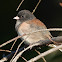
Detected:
left=0, top=49, right=11, bottom=53
left=10, top=39, right=17, bottom=50
left=11, top=43, right=40, bottom=62
left=10, top=34, right=30, bottom=62
left=0, top=34, right=26, bottom=48
left=0, top=57, right=8, bottom=62
left=32, top=0, right=41, bottom=14
left=21, top=56, right=28, bottom=62
left=29, top=28, right=62, bottom=34
left=27, top=44, right=62, bottom=62
left=41, top=57, right=47, bottom=62
left=0, top=46, right=25, bottom=62
left=16, top=0, right=24, bottom=11
left=35, top=49, right=46, bottom=62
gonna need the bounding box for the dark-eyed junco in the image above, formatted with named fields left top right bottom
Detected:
left=13, top=10, right=52, bottom=45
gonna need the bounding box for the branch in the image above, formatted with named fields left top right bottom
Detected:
left=0, top=34, right=26, bottom=48
left=0, top=36, right=62, bottom=62
left=0, top=46, right=25, bottom=62
left=16, top=0, right=24, bottom=11
left=0, top=49, right=11, bottom=53
left=10, top=35, right=30, bottom=62
left=0, top=28, right=62, bottom=48
left=32, top=0, right=41, bottom=14
left=11, top=43, right=40, bottom=62
left=11, top=36, right=62, bottom=62
left=27, top=44, right=62, bottom=62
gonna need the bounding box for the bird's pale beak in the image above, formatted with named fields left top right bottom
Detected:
left=13, top=16, right=20, bottom=20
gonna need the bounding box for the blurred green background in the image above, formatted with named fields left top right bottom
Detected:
left=0, top=0, right=62, bottom=62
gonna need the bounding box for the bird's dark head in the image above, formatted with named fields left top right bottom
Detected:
left=13, top=10, right=36, bottom=22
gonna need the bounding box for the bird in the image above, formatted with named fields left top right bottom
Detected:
left=13, top=10, right=52, bottom=45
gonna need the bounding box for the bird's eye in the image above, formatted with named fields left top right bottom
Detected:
left=21, top=15, right=24, bottom=18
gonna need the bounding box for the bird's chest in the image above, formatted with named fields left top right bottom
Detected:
left=18, top=22, right=31, bottom=35
left=18, top=22, right=37, bottom=44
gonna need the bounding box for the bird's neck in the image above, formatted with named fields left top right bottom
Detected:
left=15, top=20, right=21, bottom=31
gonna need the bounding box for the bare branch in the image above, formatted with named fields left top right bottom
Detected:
left=10, top=35, right=30, bottom=62
left=11, top=36, right=62, bottom=62
left=0, top=34, right=26, bottom=48
left=35, top=49, right=46, bottom=62
left=0, top=49, right=11, bottom=53
left=16, top=0, right=24, bottom=11
left=11, top=43, right=40, bottom=62
left=0, top=36, right=62, bottom=62
left=32, top=0, right=41, bottom=14
left=0, top=57, right=7, bottom=62
left=21, top=56, right=28, bottom=62
left=10, top=39, right=17, bottom=50
left=27, top=44, right=62, bottom=62
left=0, top=46, right=25, bottom=62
